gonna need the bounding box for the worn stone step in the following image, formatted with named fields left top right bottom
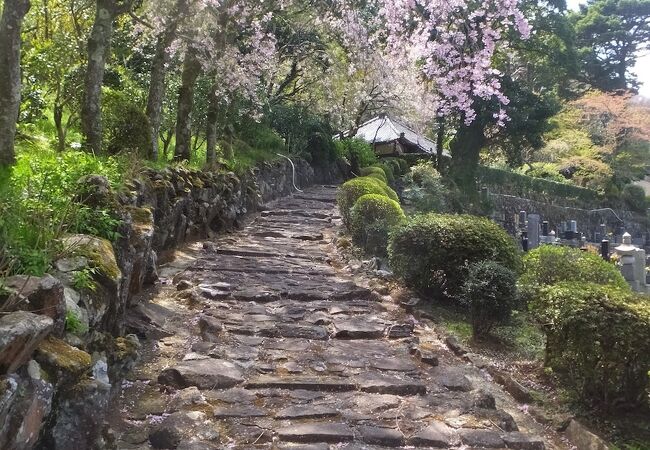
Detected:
left=245, top=376, right=356, bottom=392
left=276, top=423, right=354, bottom=443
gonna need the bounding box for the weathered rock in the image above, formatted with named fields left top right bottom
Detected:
left=502, top=432, right=546, bottom=450
left=358, top=425, right=404, bottom=446
left=333, top=317, right=386, bottom=339
left=35, top=336, right=92, bottom=378
left=3, top=275, right=66, bottom=335
left=213, top=405, right=267, bottom=418
left=420, top=351, right=439, bottom=366
left=408, top=422, right=454, bottom=447
left=158, top=359, right=244, bottom=389
left=356, top=373, right=427, bottom=396
left=43, top=378, right=112, bottom=450
left=275, top=405, right=339, bottom=419
left=277, top=423, right=354, bottom=443
left=198, top=315, right=222, bottom=342
left=0, top=311, right=53, bottom=374
left=149, top=411, right=207, bottom=449
left=245, top=375, right=356, bottom=392
left=471, top=389, right=496, bottom=409
left=487, top=367, right=534, bottom=404
left=459, top=429, right=505, bottom=448
left=565, top=419, right=609, bottom=450
left=445, top=335, right=467, bottom=356
left=435, top=367, right=473, bottom=392
left=0, top=372, right=54, bottom=450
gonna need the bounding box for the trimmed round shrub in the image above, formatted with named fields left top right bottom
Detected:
left=519, top=245, right=629, bottom=292
left=374, top=163, right=395, bottom=183
left=360, top=166, right=387, bottom=183
left=388, top=213, right=521, bottom=299
left=350, top=194, right=406, bottom=256
left=337, top=177, right=398, bottom=228
left=531, top=282, right=650, bottom=408
left=461, top=261, right=518, bottom=338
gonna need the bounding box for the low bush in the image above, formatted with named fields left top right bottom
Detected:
left=519, top=245, right=629, bottom=293
left=461, top=261, right=519, bottom=338
left=337, top=177, right=398, bottom=228
left=350, top=194, right=406, bottom=256
left=335, top=138, right=376, bottom=169
left=388, top=213, right=521, bottom=299
left=402, top=161, right=450, bottom=213
left=360, top=166, right=387, bottom=183
left=531, top=282, right=650, bottom=408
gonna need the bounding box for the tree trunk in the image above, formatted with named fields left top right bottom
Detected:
left=174, top=48, right=201, bottom=161
left=0, top=0, right=31, bottom=167
left=54, top=104, right=66, bottom=152
left=205, top=81, right=219, bottom=165
left=435, top=116, right=445, bottom=172
left=449, top=116, right=486, bottom=193
left=81, top=0, right=133, bottom=155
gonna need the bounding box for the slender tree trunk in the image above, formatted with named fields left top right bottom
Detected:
left=174, top=48, right=201, bottom=161
left=146, top=35, right=169, bottom=161
left=449, top=115, right=486, bottom=193
left=435, top=116, right=445, bottom=172
left=81, top=0, right=133, bottom=155
left=205, top=81, right=219, bottom=165
left=0, top=0, right=31, bottom=167
left=54, top=104, right=66, bottom=152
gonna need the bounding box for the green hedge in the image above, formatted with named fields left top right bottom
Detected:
left=477, top=166, right=600, bottom=205
left=531, top=282, right=650, bottom=408
left=337, top=177, right=398, bottom=228
left=519, top=245, right=629, bottom=293
left=350, top=194, right=406, bottom=256
left=360, top=166, right=387, bottom=183
left=388, top=213, right=521, bottom=299
left=373, top=162, right=395, bottom=183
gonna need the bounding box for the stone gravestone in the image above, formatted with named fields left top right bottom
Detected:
left=527, top=214, right=540, bottom=249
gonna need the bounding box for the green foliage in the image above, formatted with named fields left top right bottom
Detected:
left=388, top=213, right=521, bottom=299
left=350, top=194, right=406, bottom=256
left=461, top=261, right=519, bottom=338
left=531, top=282, right=650, bottom=408
left=334, top=138, right=376, bottom=169
left=518, top=163, right=567, bottom=183
left=72, top=266, right=98, bottom=292
left=102, top=88, right=151, bottom=156
left=359, top=166, right=387, bottom=183
left=374, top=162, right=395, bottom=183
left=558, top=156, right=613, bottom=191
left=402, top=161, right=450, bottom=213
left=0, top=147, right=123, bottom=275
left=269, top=104, right=337, bottom=165
left=336, top=177, right=398, bottom=228
left=519, top=245, right=629, bottom=293
left=476, top=165, right=601, bottom=205
left=65, top=310, right=88, bottom=335
left=622, top=184, right=647, bottom=212
left=381, top=158, right=404, bottom=177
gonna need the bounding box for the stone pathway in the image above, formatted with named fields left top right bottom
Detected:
left=110, top=185, right=560, bottom=449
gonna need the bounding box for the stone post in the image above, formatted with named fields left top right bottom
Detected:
left=527, top=214, right=540, bottom=249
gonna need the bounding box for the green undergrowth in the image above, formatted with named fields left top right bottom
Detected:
left=426, top=302, right=546, bottom=361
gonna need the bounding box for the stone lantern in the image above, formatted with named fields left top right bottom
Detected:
left=615, top=232, right=647, bottom=292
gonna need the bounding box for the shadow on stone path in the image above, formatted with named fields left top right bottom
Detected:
left=109, top=185, right=561, bottom=450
